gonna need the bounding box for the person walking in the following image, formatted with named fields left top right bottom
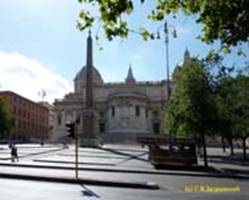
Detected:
left=11, top=144, right=18, bottom=162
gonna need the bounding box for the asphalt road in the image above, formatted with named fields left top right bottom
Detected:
left=0, top=178, right=248, bottom=200
left=0, top=144, right=248, bottom=199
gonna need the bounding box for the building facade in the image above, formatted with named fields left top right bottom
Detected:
left=0, top=91, right=49, bottom=140
left=39, top=101, right=54, bottom=138
left=52, top=35, right=189, bottom=143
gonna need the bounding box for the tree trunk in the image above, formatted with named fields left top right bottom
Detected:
left=242, top=137, right=247, bottom=161
left=201, top=132, right=208, bottom=168
left=221, top=136, right=226, bottom=153
left=196, top=136, right=202, bottom=155
left=229, top=138, right=234, bottom=156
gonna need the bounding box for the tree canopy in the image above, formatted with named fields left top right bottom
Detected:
left=214, top=74, right=249, bottom=157
left=164, top=58, right=215, bottom=139
left=164, top=57, right=215, bottom=167
left=77, top=0, right=249, bottom=51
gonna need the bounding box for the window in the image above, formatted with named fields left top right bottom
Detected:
left=99, top=123, right=105, bottom=133
left=57, top=114, right=62, bottom=125
left=135, top=106, right=140, bottom=117
left=13, top=107, right=16, bottom=114
left=153, top=110, right=159, bottom=117
left=18, top=109, right=21, bottom=116
left=145, top=109, right=148, bottom=118
left=111, top=107, right=115, bottom=117
left=153, top=123, right=160, bottom=134
left=99, top=112, right=104, bottom=118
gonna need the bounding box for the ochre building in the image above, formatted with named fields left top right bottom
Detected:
left=0, top=91, right=49, bottom=140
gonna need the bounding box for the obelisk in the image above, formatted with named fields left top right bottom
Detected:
left=81, top=31, right=99, bottom=147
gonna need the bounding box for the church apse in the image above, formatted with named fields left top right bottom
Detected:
left=52, top=36, right=193, bottom=143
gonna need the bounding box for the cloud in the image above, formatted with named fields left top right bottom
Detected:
left=0, top=51, right=72, bottom=103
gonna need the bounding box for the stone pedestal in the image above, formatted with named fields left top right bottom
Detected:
left=81, top=109, right=100, bottom=147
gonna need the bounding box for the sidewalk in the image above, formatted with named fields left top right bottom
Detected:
left=0, top=144, right=64, bottom=160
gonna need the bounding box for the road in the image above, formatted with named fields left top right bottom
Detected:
left=0, top=144, right=248, bottom=199
left=0, top=178, right=248, bottom=200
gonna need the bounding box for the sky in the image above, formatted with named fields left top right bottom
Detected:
left=0, top=0, right=247, bottom=103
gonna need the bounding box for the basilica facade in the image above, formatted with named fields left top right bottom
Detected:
left=52, top=34, right=189, bottom=143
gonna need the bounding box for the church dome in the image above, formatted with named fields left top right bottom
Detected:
left=75, top=66, right=103, bottom=84
left=74, top=31, right=104, bottom=93
left=74, top=66, right=103, bottom=93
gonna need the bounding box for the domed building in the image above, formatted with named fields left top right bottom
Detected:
left=74, top=65, right=103, bottom=93
left=52, top=33, right=189, bottom=143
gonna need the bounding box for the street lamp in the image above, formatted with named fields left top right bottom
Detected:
left=164, top=20, right=177, bottom=100
left=157, top=20, right=176, bottom=141
left=165, top=21, right=176, bottom=142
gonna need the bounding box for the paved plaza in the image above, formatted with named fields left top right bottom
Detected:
left=0, top=144, right=248, bottom=199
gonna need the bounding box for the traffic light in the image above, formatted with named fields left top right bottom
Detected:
left=66, top=123, right=75, bottom=138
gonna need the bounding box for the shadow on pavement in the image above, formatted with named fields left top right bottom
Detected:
left=102, top=147, right=148, bottom=153
left=80, top=184, right=100, bottom=198
left=220, top=167, right=249, bottom=176
left=0, top=148, right=64, bottom=161
left=33, top=159, right=116, bottom=166
left=207, top=154, right=249, bottom=166
left=154, top=164, right=219, bottom=173
left=57, top=153, right=126, bottom=159
left=99, top=147, right=149, bottom=162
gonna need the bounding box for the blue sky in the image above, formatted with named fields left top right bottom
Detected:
left=0, top=0, right=247, bottom=103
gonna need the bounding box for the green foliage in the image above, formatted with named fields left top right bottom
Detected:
left=78, top=0, right=249, bottom=50
left=215, top=77, right=236, bottom=140
left=0, top=98, right=15, bottom=138
left=214, top=73, right=249, bottom=141
left=165, top=58, right=215, bottom=138
left=230, top=76, right=249, bottom=139
left=78, top=0, right=133, bottom=40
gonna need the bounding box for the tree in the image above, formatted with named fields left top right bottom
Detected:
left=232, top=75, right=249, bottom=160
left=165, top=58, right=215, bottom=167
left=0, top=98, right=15, bottom=138
left=77, top=0, right=249, bottom=51
left=215, top=77, right=236, bottom=156
left=215, top=74, right=249, bottom=159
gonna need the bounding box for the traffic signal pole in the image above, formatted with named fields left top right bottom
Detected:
left=75, top=121, right=79, bottom=180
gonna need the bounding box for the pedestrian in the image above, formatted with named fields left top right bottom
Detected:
left=11, top=144, right=18, bottom=162
left=10, top=144, right=15, bottom=162
left=62, top=140, right=68, bottom=149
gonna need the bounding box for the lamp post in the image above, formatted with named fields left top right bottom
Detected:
left=159, top=20, right=176, bottom=142
left=164, top=21, right=177, bottom=101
